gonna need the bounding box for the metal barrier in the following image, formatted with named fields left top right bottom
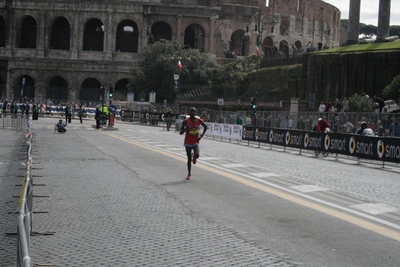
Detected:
left=1, top=113, right=25, bottom=131
left=16, top=118, right=33, bottom=267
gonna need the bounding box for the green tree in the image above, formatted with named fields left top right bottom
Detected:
left=389, top=26, right=400, bottom=37
left=347, top=94, right=376, bottom=112
left=128, top=40, right=221, bottom=103
left=359, top=24, right=377, bottom=37
left=383, top=74, right=400, bottom=103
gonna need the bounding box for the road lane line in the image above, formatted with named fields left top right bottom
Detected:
left=102, top=131, right=400, bottom=242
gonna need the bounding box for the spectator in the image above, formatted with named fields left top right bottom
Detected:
left=56, top=119, right=67, bottom=133
left=234, top=115, right=244, bottom=125
left=373, top=95, right=385, bottom=113
left=78, top=105, right=84, bottom=124
left=389, top=117, right=400, bottom=137
left=95, top=107, right=101, bottom=129
left=288, top=115, right=294, bottom=129
left=296, top=116, right=306, bottom=130
left=25, top=102, right=30, bottom=118
left=342, top=119, right=354, bottom=134
left=325, top=99, right=331, bottom=113
left=334, top=99, right=342, bottom=113
left=318, top=102, right=326, bottom=114
left=357, top=121, right=375, bottom=136
left=362, top=92, right=370, bottom=99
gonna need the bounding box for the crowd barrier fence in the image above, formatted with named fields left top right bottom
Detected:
left=16, top=118, right=34, bottom=267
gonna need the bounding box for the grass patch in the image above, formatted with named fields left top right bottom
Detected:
left=317, top=41, right=400, bottom=53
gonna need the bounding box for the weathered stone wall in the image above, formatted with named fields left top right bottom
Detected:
left=0, top=0, right=342, bottom=103
left=306, top=51, right=400, bottom=102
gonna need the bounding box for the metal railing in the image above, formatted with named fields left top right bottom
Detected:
left=16, top=118, right=34, bottom=267
left=1, top=112, right=25, bottom=131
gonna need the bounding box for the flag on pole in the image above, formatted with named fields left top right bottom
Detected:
left=20, top=77, right=25, bottom=97
left=177, top=60, right=182, bottom=69
left=255, top=36, right=260, bottom=57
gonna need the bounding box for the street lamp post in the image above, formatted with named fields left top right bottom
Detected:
left=172, top=45, right=191, bottom=106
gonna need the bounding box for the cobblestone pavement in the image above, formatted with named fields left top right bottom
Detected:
left=0, top=129, right=27, bottom=267
left=0, top=126, right=296, bottom=267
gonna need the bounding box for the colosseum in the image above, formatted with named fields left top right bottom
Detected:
left=0, top=0, right=340, bottom=105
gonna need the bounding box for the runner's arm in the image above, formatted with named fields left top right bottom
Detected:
left=180, top=120, right=187, bottom=135
left=198, top=120, right=208, bottom=140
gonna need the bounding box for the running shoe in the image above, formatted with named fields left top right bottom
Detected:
left=192, top=156, right=197, bottom=165
left=186, top=174, right=191, bottom=180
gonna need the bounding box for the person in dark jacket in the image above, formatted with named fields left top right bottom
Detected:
left=95, top=107, right=101, bottom=129
left=373, top=95, right=385, bottom=113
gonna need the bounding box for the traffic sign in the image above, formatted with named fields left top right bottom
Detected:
left=108, top=105, right=117, bottom=113
left=217, top=99, right=224, bottom=105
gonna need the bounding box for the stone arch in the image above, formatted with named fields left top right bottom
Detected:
left=230, top=30, right=247, bottom=56
left=80, top=78, right=102, bottom=103
left=279, top=40, right=288, bottom=52
left=116, top=20, right=139, bottom=53
left=46, top=76, right=69, bottom=103
left=0, top=16, right=5, bottom=47
left=114, top=78, right=129, bottom=101
left=83, top=19, right=104, bottom=51
left=294, top=40, right=302, bottom=50
left=184, top=24, right=205, bottom=51
left=19, top=16, right=37, bottom=48
left=14, top=75, right=35, bottom=101
left=262, top=36, right=274, bottom=47
left=51, top=17, right=71, bottom=50
left=150, top=21, right=172, bottom=42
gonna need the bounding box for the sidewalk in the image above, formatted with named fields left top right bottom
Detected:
left=0, top=125, right=296, bottom=267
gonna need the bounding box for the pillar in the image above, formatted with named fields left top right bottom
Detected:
left=346, top=0, right=361, bottom=44
left=376, top=0, right=391, bottom=42
left=71, top=11, right=79, bottom=59
left=209, top=17, right=216, bottom=53
left=176, top=15, right=182, bottom=42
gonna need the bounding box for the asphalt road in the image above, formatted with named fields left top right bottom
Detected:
left=2, top=117, right=400, bottom=266
left=104, top=121, right=400, bottom=267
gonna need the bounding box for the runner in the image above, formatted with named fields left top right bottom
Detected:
left=180, top=107, right=208, bottom=180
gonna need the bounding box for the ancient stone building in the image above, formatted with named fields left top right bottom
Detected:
left=0, top=0, right=340, bottom=104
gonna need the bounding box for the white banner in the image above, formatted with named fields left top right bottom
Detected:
left=205, top=122, right=243, bottom=140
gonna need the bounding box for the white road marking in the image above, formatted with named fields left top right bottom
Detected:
left=220, top=163, right=249, bottom=168
left=350, top=203, right=399, bottom=215
left=251, top=172, right=282, bottom=178
left=290, top=185, right=330, bottom=193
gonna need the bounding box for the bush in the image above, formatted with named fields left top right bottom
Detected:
left=347, top=94, right=376, bottom=112
left=383, top=74, right=400, bottom=103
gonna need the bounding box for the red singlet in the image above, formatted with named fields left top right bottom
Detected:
left=184, top=117, right=201, bottom=146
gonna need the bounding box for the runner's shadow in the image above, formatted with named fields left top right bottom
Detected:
left=160, top=180, right=191, bottom=186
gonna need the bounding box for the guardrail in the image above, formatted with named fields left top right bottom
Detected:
left=1, top=113, right=25, bottom=131
left=16, top=118, right=34, bottom=267
left=202, top=122, right=400, bottom=166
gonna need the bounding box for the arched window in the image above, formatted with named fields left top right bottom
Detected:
left=80, top=78, right=102, bottom=103
left=116, top=20, right=139, bottom=52
left=47, top=76, right=69, bottom=103
left=184, top=24, right=205, bottom=51
left=0, top=16, right=5, bottom=47
left=150, top=22, right=172, bottom=42
left=20, top=16, right=37, bottom=48
left=51, top=17, right=71, bottom=50
left=83, top=19, right=104, bottom=51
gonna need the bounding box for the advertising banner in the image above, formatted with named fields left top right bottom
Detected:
left=242, top=126, right=400, bottom=163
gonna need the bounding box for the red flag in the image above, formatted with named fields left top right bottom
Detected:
left=177, top=60, right=182, bottom=69
left=255, top=46, right=260, bottom=57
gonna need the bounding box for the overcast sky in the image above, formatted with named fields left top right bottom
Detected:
left=323, top=0, right=400, bottom=26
